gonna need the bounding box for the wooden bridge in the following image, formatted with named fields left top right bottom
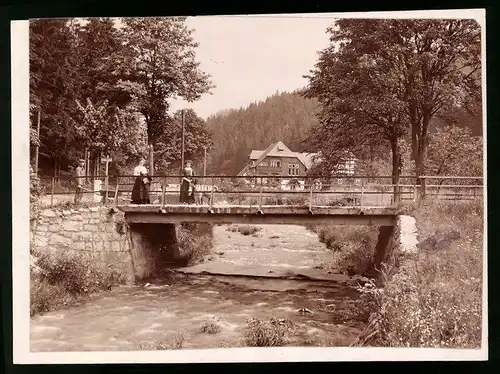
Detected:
left=40, top=175, right=484, bottom=223
left=118, top=204, right=398, bottom=226
left=109, top=174, right=481, bottom=226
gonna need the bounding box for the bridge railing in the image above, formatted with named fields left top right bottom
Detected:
left=36, top=174, right=484, bottom=208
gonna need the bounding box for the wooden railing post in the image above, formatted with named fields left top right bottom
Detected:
left=259, top=177, right=263, bottom=209
left=114, top=177, right=119, bottom=207
left=309, top=181, right=314, bottom=210
left=413, top=178, right=417, bottom=203
left=209, top=176, right=215, bottom=209
left=360, top=179, right=364, bottom=209
left=161, top=176, right=166, bottom=209
left=50, top=177, right=55, bottom=208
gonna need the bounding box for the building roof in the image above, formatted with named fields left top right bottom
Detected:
left=249, top=150, right=264, bottom=160
left=239, top=141, right=319, bottom=176
left=296, top=152, right=318, bottom=170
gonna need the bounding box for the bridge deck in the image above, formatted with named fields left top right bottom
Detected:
left=119, top=204, right=398, bottom=226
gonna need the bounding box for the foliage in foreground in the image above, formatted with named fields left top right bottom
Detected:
left=30, top=249, right=127, bottom=316
left=354, top=200, right=483, bottom=348
left=308, top=225, right=379, bottom=276
left=137, top=333, right=185, bottom=350
left=226, top=224, right=262, bottom=236
left=243, top=317, right=296, bottom=347
left=176, top=223, right=214, bottom=266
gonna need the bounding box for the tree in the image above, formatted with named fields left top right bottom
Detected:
left=305, top=19, right=481, bottom=198
left=427, top=125, right=482, bottom=178
left=30, top=18, right=83, bottom=172
left=154, top=109, right=213, bottom=174
left=115, top=17, right=214, bottom=172
left=75, top=98, right=145, bottom=153
left=303, top=27, right=409, bottom=197
left=75, top=18, right=126, bottom=107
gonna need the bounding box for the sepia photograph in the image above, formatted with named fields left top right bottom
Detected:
left=12, top=8, right=487, bottom=363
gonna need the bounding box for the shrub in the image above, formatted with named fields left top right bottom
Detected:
left=177, top=223, right=214, bottom=266
left=243, top=317, right=295, bottom=347
left=309, top=225, right=379, bottom=276
left=30, top=166, right=44, bottom=220
left=226, top=225, right=261, bottom=236
left=137, top=333, right=185, bottom=350
left=353, top=200, right=483, bottom=348
left=30, top=274, right=73, bottom=316
left=30, top=249, right=127, bottom=316
left=200, top=320, right=222, bottom=334
left=237, top=225, right=261, bottom=236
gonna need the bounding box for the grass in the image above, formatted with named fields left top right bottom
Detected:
left=30, top=249, right=127, bottom=317
left=353, top=200, right=483, bottom=348
left=176, top=223, right=214, bottom=266
left=200, top=319, right=222, bottom=334
left=137, top=333, right=186, bottom=350
left=226, top=224, right=262, bottom=236
left=243, top=317, right=296, bottom=347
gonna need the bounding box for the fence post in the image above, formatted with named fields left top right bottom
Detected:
left=209, top=176, right=214, bottom=210
left=309, top=181, right=314, bottom=210
left=259, top=177, right=263, bottom=209
left=50, top=177, right=55, bottom=208
left=360, top=179, right=364, bottom=209
left=114, top=180, right=119, bottom=207
left=395, top=178, right=400, bottom=205
left=161, top=176, right=166, bottom=209
left=421, top=176, right=426, bottom=201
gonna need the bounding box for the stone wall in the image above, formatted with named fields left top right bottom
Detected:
left=30, top=206, right=134, bottom=281
left=30, top=206, right=185, bottom=282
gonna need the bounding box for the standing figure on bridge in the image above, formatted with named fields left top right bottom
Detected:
left=180, top=160, right=196, bottom=204
left=74, top=158, right=86, bottom=204
left=131, top=157, right=152, bottom=204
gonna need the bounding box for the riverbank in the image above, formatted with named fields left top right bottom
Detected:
left=354, top=200, right=484, bottom=348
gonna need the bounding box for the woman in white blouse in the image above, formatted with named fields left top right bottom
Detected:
left=131, top=158, right=152, bottom=204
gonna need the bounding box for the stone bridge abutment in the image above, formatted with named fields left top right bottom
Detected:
left=30, top=207, right=188, bottom=283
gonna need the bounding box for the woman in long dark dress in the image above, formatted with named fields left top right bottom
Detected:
left=179, top=160, right=195, bottom=204
left=131, top=158, right=152, bottom=204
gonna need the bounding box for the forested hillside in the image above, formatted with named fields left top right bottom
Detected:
left=206, top=90, right=320, bottom=175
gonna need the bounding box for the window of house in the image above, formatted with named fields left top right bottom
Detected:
left=270, top=160, right=281, bottom=168
left=288, top=163, right=299, bottom=176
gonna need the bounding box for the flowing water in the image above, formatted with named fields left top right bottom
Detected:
left=30, top=224, right=366, bottom=351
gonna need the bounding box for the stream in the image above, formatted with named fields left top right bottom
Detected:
left=30, top=224, right=366, bottom=351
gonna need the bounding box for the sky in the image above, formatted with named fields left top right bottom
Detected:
left=168, top=14, right=336, bottom=119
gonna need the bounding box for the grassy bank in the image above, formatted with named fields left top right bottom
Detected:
left=307, top=224, right=379, bottom=276
left=176, top=223, right=214, bottom=266
left=30, top=249, right=128, bottom=317
left=355, top=200, right=483, bottom=348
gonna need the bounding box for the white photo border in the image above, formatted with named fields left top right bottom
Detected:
left=12, top=8, right=488, bottom=364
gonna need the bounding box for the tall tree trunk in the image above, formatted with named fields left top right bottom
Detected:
left=390, top=137, right=402, bottom=204
left=148, top=143, right=154, bottom=176
left=416, top=111, right=431, bottom=201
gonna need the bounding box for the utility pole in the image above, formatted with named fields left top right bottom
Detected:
left=203, top=147, right=207, bottom=176
left=35, top=109, right=40, bottom=174
left=180, top=109, right=185, bottom=178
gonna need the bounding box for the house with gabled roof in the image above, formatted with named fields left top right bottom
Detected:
left=238, top=141, right=318, bottom=189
